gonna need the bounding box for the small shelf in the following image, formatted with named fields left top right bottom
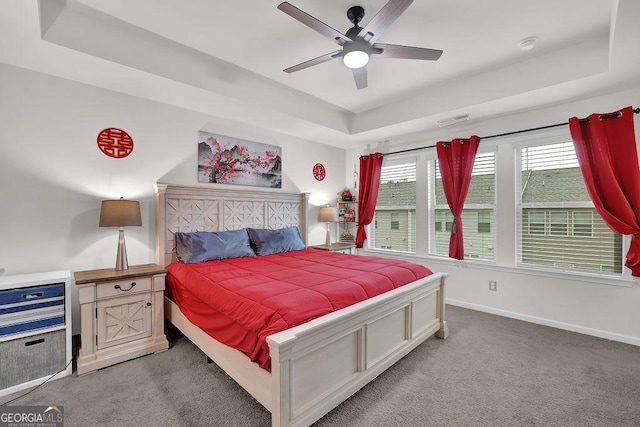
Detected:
left=337, top=200, right=357, bottom=243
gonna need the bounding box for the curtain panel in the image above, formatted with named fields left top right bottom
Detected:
left=436, top=136, right=480, bottom=260
left=356, top=153, right=384, bottom=248
left=569, top=106, right=640, bottom=276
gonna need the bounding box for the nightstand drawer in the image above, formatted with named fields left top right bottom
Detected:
left=96, top=277, right=151, bottom=299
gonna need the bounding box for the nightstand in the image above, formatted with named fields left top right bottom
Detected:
left=74, top=263, right=169, bottom=375
left=310, top=242, right=356, bottom=255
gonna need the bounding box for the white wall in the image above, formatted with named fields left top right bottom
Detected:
left=0, top=63, right=346, bottom=331
left=349, top=86, right=640, bottom=346
left=3, top=59, right=638, bottom=346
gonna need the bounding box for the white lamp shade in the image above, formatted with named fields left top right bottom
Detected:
left=318, top=206, right=338, bottom=222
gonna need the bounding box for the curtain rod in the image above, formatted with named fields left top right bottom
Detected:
left=385, top=107, right=640, bottom=156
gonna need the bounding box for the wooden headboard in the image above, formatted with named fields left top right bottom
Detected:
left=154, top=183, right=309, bottom=267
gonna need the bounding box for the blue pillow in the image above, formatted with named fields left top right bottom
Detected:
left=175, top=229, right=255, bottom=264
left=247, top=226, right=306, bottom=256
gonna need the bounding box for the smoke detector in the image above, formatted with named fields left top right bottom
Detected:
left=518, top=37, right=538, bottom=51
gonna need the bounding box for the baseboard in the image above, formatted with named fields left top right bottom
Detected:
left=446, top=298, right=640, bottom=347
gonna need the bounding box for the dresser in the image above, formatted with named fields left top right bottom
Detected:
left=0, top=270, right=72, bottom=397
left=74, top=264, right=168, bottom=375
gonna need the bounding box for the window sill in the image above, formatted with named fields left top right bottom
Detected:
left=360, top=249, right=636, bottom=288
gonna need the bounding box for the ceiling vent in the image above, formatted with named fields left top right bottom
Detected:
left=436, top=114, right=470, bottom=127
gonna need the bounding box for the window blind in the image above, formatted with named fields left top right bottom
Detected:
left=372, top=159, right=417, bottom=252
left=517, top=141, right=622, bottom=274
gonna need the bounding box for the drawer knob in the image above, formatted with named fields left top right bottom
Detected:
left=146, top=302, right=152, bottom=307
left=114, top=282, right=137, bottom=292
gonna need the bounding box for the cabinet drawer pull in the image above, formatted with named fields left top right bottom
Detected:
left=114, top=282, right=136, bottom=292
left=25, top=338, right=45, bottom=346
left=146, top=302, right=152, bottom=307
left=23, top=292, right=44, bottom=299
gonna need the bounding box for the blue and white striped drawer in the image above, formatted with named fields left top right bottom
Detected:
left=0, top=283, right=65, bottom=337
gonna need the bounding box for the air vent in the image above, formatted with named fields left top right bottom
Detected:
left=436, top=114, right=470, bottom=128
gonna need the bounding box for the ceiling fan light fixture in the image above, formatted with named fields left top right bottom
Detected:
left=343, top=50, right=369, bottom=68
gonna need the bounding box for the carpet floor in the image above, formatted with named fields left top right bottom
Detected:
left=2, top=305, right=639, bottom=426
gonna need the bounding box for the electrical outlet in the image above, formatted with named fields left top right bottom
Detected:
left=489, top=281, right=497, bottom=291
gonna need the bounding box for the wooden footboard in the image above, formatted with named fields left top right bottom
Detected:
left=267, top=272, right=447, bottom=427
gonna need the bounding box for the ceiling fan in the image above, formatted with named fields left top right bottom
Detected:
left=277, top=0, right=443, bottom=90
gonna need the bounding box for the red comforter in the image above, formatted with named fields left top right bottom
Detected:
left=166, top=248, right=432, bottom=370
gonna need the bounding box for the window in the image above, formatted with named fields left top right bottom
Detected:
left=518, top=139, right=622, bottom=274
left=573, top=211, right=593, bottom=236
left=549, top=211, right=568, bottom=236
left=433, top=152, right=496, bottom=260
left=390, top=213, right=400, bottom=230
left=367, top=127, right=627, bottom=280
left=528, top=211, right=546, bottom=235
left=371, top=159, right=416, bottom=252
left=434, top=210, right=453, bottom=251
left=478, top=211, right=491, bottom=233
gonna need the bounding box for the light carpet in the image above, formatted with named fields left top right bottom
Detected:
left=2, top=305, right=639, bottom=426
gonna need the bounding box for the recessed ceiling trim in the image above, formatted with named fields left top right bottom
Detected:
left=38, top=0, right=353, bottom=135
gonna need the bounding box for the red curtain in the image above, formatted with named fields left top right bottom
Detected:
left=436, top=136, right=480, bottom=260
left=356, top=153, right=384, bottom=248
left=569, top=106, right=640, bottom=276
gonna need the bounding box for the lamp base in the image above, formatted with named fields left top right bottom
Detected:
left=115, top=227, right=129, bottom=271
left=325, top=222, right=332, bottom=246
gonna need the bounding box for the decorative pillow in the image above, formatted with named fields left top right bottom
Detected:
left=175, top=229, right=255, bottom=264
left=247, top=226, right=306, bottom=256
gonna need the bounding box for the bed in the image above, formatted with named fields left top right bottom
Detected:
left=155, top=183, right=448, bottom=427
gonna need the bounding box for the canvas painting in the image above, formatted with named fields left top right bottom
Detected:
left=197, top=131, right=282, bottom=188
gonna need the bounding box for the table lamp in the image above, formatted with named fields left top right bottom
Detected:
left=99, top=197, right=142, bottom=270
left=318, top=206, right=338, bottom=246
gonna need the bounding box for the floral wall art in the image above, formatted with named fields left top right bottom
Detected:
left=197, top=131, right=282, bottom=188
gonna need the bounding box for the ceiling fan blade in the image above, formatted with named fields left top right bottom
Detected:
left=373, top=43, right=443, bottom=60
left=278, top=2, right=351, bottom=45
left=283, top=50, right=342, bottom=73
left=358, top=0, right=413, bottom=44
left=352, top=66, right=367, bottom=90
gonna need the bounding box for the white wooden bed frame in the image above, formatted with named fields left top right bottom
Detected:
left=155, top=183, right=448, bottom=427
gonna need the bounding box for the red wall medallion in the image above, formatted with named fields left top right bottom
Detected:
left=313, top=163, right=326, bottom=181
left=97, top=128, right=134, bottom=159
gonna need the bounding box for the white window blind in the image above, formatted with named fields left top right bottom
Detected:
left=433, top=152, right=496, bottom=260
left=372, top=159, right=417, bottom=252
left=517, top=141, right=623, bottom=274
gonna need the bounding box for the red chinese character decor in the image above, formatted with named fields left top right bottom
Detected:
left=97, top=128, right=134, bottom=158
left=313, top=163, right=326, bottom=181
